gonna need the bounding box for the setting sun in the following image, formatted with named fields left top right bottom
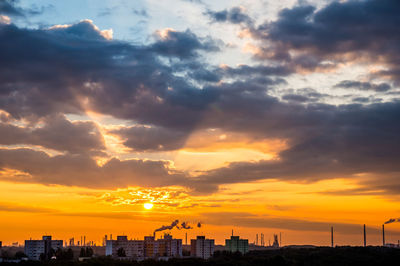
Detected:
left=144, top=203, right=154, bottom=210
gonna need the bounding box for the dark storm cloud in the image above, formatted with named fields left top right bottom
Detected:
left=248, top=0, right=400, bottom=81
left=282, top=94, right=313, bottom=103
left=352, top=97, right=370, bottom=103
left=334, top=80, right=392, bottom=92
left=1, top=17, right=400, bottom=197
left=0, top=0, right=23, bottom=16
left=206, top=7, right=253, bottom=26
left=0, top=20, right=221, bottom=128
left=0, top=115, right=104, bottom=154
left=190, top=101, right=400, bottom=193
left=110, top=125, right=188, bottom=152
left=220, top=64, right=292, bottom=77
left=0, top=148, right=186, bottom=188
left=150, top=29, right=220, bottom=59
left=0, top=0, right=50, bottom=17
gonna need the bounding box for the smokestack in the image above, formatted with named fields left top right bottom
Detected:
left=185, top=232, right=187, bottom=245
left=232, top=229, right=233, bottom=236
left=279, top=232, right=282, bottom=247
left=363, top=224, right=366, bottom=247
left=331, top=227, right=334, bottom=247
left=382, top=224, right=385, bottom=246
left=256, top=234, right=258, bottom=245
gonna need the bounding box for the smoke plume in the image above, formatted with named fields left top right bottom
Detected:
left=180, top=222, right=193, bottom=229
left=384, top=218, right=400, bottom=224
left=154, top=220, right=179, bottom=234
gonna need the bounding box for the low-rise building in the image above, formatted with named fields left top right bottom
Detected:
left=25, top=236, right=63, bottom=261
left=191, top=236, right=214, bottom=259
left=225, top=236, right=248, bottom=254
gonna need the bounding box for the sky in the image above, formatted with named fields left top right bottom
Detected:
left=0, top=0, right=400, bottom=246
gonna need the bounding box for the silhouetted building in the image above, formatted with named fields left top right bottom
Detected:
left=149, top=234, right=182, bottom=258
left=225, top=236, right=248, bottom=254
left=106, top=236, right=144, bottom=259
left=25, top=236, right=63, bottom=261
left=191, top=236, right=214, bottom=259
left=106, top=234, right=182, bottom=259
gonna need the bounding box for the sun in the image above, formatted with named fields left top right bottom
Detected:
left=143, top=203, right=154, bottom=210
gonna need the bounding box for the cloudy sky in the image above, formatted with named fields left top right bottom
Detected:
left=1, top=0, right=400, bottom=246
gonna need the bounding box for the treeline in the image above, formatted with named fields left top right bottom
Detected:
left=1, top=247, right=400, bottom=266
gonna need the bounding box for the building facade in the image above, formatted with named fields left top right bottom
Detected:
left=225, top=236, right=248, bottom=254
left=191, top=236, right=215, bottom=259
left=106, top=236, right=144, bottom=259
left=25, top=236, right=63, bottom=261
left=106, top=234, right=182, bottom=259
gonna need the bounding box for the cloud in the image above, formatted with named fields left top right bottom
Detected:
left=110, top=125, right=188, bottom=152
left=0, top=14, right=10, bottom=24
left=150, top=29, right=220, bottom=59
left=0, top=148, right=187, bottom=189
left=334, top=80, right=392, bottom=92
left=48, top=19, right=113, bottom=40
left=247, top=0, right=400, bottom=81
left=0, top=0, right=51, bottom=17
left=0, top=202, right=56, bottom=213
left=0, top=115, right=105, bottom=154
left=0, top=0, right=23, bottom=16
left=206, top=7, right=253, bottom=26
left=1, top=18, right=400, bottom=199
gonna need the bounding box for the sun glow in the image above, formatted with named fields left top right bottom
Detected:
left=143, top=203, right=154, bottom=210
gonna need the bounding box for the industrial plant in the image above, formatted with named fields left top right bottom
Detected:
left=1, top=219, right=400, bottom=262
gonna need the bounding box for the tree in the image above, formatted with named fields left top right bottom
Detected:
left=117, top=247, right=126, bottom=257
left=86, top=247, right=94, bottom=257
left=80, top=247, right=86, bottom=257
left=15, top=251, right=27, bottom=259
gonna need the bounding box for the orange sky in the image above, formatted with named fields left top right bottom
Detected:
left=1, top=175, right=400, bottom=246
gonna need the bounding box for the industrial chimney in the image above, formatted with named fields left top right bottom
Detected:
left=331, top=227, right=334, bottom=247
left=382, top=224, right=385, bottom=246
left=363, top=224, right=366, bottom=247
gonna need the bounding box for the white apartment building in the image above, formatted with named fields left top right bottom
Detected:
left=191, top=236, right=215, bottom=259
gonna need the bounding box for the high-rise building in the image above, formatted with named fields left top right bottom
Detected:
left=144, top=236, right=159, bottom=258
left=106, top=236, right=144, bottom=259
left=106, top=234, right=182, bottom=259
left=25, top=236, right=63, bottom=261
left=191, top=236, right=215, bottom=259
left=145, top=234, right=182, bottom=258
left=225, top=236, right=248, bottom=254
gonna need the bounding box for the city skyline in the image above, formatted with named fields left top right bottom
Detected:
left=1, top=0, right=400, bottom=247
